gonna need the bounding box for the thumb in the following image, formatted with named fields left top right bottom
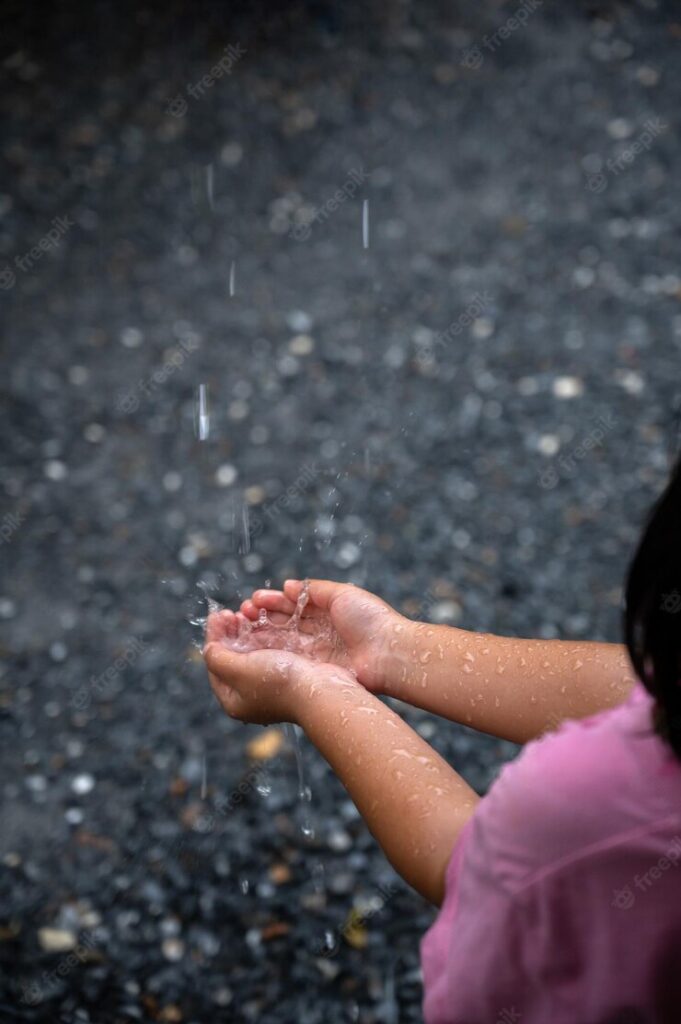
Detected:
left=283, top=578, right=353, bottom=612
left=204, top=642, right=243, bottom=682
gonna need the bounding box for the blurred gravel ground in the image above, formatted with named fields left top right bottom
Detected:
left=1, top=0, right=680, bottom=1021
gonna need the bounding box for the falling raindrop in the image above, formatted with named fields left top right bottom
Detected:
left=362, top=199, right=369, bottom=249
left=287, top=720, right=314, bottom=840
left=195, top=384, right=210, bottom=441
left=201, top=754, right=207, bottom=800
left=205, top=163, right=215, bottom=211
left=229, top=260, right=236, bottom=297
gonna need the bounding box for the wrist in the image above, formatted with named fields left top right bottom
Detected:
left=379, top=613, right=420, bottom=699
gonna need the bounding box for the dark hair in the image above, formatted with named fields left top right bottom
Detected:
left=624, top=454, right=681, bottom=759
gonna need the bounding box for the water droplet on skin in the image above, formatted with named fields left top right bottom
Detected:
left=530, top=695, right=538, bottom=704
left=420, top=651, right=432, bottom=664
left=464, top=651, right=475, bottom=662
left=463, top=663, right=473, bottom=674
left=574, top=660, right=584, bottom=670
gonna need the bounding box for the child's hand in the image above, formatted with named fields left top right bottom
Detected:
left=238, top=579, right=408, bottom=695
left=203, top=641, right=358, bottom=725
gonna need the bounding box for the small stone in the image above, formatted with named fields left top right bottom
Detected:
left=335, top=542, right=361, bottom=568
left=44, top=460, right=67, bottom=481
left=179, top=546, right=199, bottom=567
left=215, top=464, right=238, bottom=487
left=269, top=863, right=292, bottom=885
left=260, top=921, right=290, bottom=941
left=158, top=1006, right=182, bottom=1023
left=607, top=117, right=633, bottom=139
left=161, top=937, right=185, bottom=962
left=220, top=142, right=243, bottom=167
left=552, top=376, right=584, bottom=399
left=537, top=434, right=561, bottom=456
left=285, top=310, right=312, bottom=333
left=228, top=400, right=249, bottom=421
left=71, top=773, right=95, bottom=795
left=328, top=828, right=352, bottom=852
left=50, top=642, right=68, bottom=662
left=38, top=927, right=77, bottom=953
left=471, top=317, right=494, bottom=340
left=288, top=334, right=315, bottom=356
left=244, top=485, right=266, bottom=505
left=616, top=369, right=644, bottom=395
left=635, top=65, right=659, bottom=87
left=68, top=365, right=89, bottom=385
left=83, top=423, right=105, bottom=443
left=163, top=472, right=182, bottom=493
left=120, top=327, right=144, bottom=348
left=430, top=600, right=462, bottom=624
left=213, top=987, right=233, bottom=1007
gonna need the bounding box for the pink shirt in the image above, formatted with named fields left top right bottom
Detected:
left=421, top=683, right=681, bottom=1023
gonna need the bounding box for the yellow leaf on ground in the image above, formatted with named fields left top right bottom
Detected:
left=247, top=728, right=284, bottom=761
left=342, top=909, right=368, bottom=950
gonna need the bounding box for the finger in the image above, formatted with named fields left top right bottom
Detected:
left=240, top=599, right=260, bottom=619
left=205, top=608, right=238, bottom=643
left=284, top=578, right=351, bottom=613
left=209, top=674, right=247, bottom=720
left=251, top=590, right=298, bottom=616
left=204, top=643, right=242, bottom=683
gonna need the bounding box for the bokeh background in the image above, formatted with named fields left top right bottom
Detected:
left=1, top=0, right=680, bottom=1021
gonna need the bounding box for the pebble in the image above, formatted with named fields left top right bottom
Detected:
left=71, top=773, right=95, bottom=795
left=552, top=376, right=584, bottom=399
left=161, top=937, right=185, bottom=962
left=214, top=464, right=238, bottom=487
left=38, top=927, right=78, bottom=952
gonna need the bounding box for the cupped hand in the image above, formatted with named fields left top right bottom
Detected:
left=203, top=639, right=359, bottom=726
left=238, top=579, right=408, bottom=694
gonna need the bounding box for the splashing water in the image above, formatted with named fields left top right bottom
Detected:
left=205, top=579, right=352, bottom=841
left=215, top=578, right=350, bottom=668
left=287, top=722, right=314, bottom=839
left=195, top=384, right=210, bottom=441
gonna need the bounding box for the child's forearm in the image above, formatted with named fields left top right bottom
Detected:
left=386, top=624, right=635, bottom=745
left=296, top=676, right=479, bottom=905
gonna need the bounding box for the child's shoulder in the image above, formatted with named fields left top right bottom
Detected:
left=470, top=685, right=681, bottom=890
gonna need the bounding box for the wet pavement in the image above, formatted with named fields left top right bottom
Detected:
left=1, top=0, right=680, bottom=1020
